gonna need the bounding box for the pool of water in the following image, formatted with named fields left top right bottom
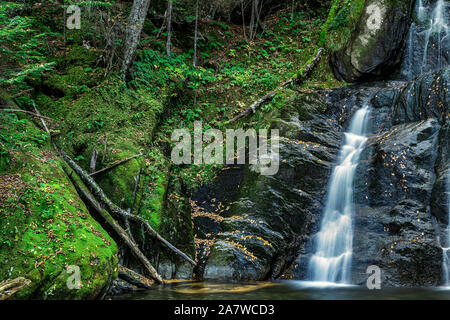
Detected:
left=112, top=281, right=450, bottom=300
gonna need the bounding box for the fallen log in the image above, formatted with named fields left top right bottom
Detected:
left=89, top=153, right=143, bottom=177
left=65, top=168, right=164, bottom=284
left=0, top=277, right=31, bottom=300
left=118, top=265, right=153, bottom=289
left=31, top=101, right=195, bottom=279
left=227, top=47, right=324, bottom=124
left=59, top=148, right=197, bottom=267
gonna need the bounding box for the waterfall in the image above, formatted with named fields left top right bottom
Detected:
left=401, top=0, right=449, bottom=80
left=417, top=0, right=427, bottom=23
left=443, top=173, right=450, bottom=286
left=422, top=0, right=449, bottom=73
left=307, top=106, right=371, bottom=284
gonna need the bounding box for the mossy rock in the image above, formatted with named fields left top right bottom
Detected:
left=0, top=113, right=118, bottom=299
left=42, top=65, right=102, bottom=99
left=330, top=0, right=413, bottom=82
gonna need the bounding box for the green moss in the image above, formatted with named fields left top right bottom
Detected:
left=42, top=65, right=102, bottom=98
left=324, top=0, right=366, bottom=51
left=0, top=113, right=118, bottom=299
left=138, top=149, right=169, bottom=231
left=54, top=44, right=98, bottom=70
left=99, top=150, right=142, bottom=210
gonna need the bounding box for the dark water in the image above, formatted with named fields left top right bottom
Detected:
left=112, top=281, right=450, bottom=300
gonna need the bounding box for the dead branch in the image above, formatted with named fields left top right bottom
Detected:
left=118, top=265, right=153, bottom=289
left=89, top=153, right=142, bottom=176
left=1, top=108, right=54, bottom=121
left=0, top=277, right=31, bottom=300
left=30, top=96, right=195, bottom=283
left=228, top=48, right=324, bottom=124
left=32, top=101, right=51, bottom=136
left=59, top=148, right=197, bottom=267
left=66, top=169, right=164, bottom=284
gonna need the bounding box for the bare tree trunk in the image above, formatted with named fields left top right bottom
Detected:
left=249, top=0, right=256, bottom=40
left=193, top=0, right=199, bottom=67
left=156, top=8, right=169, bottom=38
left=121, top=0, right=151, bottom=79
left=0, top=277, right=31, bottom=300
left=241, top=0, right=247, bottom=41
left=166, top=0, right=173, bottom=57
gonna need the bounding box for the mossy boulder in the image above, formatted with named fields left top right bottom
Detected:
left=51, top=77, right=195, bottom=280
left=0, top=113, right=118, bottom=299
left=330, top=0, right=413, bottom=82
left=128, top=150, right=195, bottom=279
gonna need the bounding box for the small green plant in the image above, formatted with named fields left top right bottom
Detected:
left=74, top=155, right=85, bottom=162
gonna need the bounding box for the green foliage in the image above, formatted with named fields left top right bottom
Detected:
left=132, top=50, right=216, bottom=93
left=0, top=2, right=55, bottom=86
left=0, top=112, right=47, bottom=172
left=324, top=0, right=366, bottom=51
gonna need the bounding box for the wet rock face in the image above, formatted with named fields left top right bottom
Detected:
left=202, top=93, right=342, bottom=281
left=330, top=0, right=413, bottom=82
left=352, top=120, right=443, bottom=287
left=431, top=122, right=450, bottom=243
left=391, top=67, right=449, bottom=126
left=398, top=0, right=450, bottom=80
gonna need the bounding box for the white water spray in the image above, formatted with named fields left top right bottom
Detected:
left=421, top=0, right=449, bottom=73
left=308, top=106, right=371, bottom=284
left=401, top=0, right=449, bottom=79
left=417, top=0, right=428, bottom=23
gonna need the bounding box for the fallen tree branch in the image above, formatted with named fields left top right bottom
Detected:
left=89, top=153, right=142, bottom=176
left=0, top=277, right=31, bottom=300
left=227, top=47, right=324, bottom=124
left=118, top=265, right=153, bottom=289
left=65, top=169, right=164, bottom=284
left=1, top=108, right=54, bottom=121
left=30, top=99, right=195, bottom=284
left=59, top=148, right=197, bottom=267
left=12, top=88, right=33, bottom=98
left=32, top=101, right=51, bottom=136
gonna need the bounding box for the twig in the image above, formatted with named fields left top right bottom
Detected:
left=1, top=108, right=54, bottom=121
left=89, top=153, right=142, bottom=176
left=12, top=89, right=33, bottom=98
left=32, top=101, right=51, bottom=136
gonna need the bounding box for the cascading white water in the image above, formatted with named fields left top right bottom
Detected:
left=422, top=0, right=449, bottom=73
left=307, top=106, right=371, bottom=284
left=401, top=0, right=449, bottom=79
left=417, top=0, right=428, bottom=23
left=442, top=172, right=450, bottom=286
